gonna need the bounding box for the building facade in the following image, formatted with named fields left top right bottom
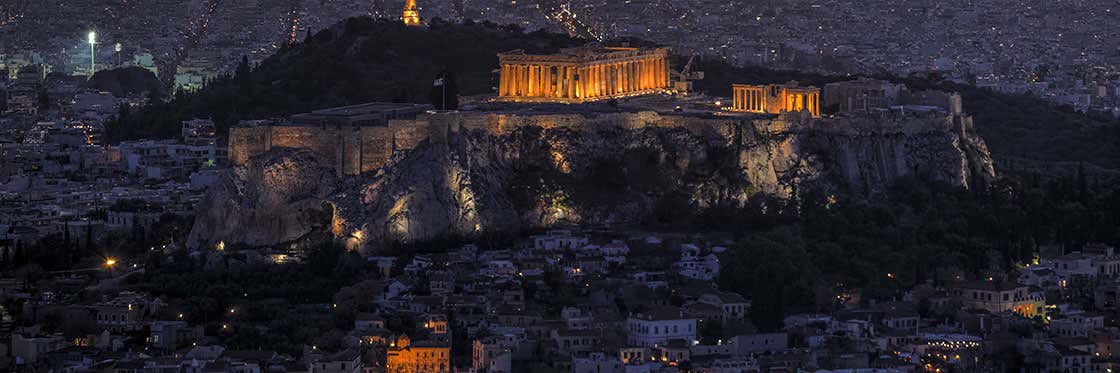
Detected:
left=731, top=82, right=821, bottom=117
left=954, top=281, right=1045, bottom=318
left=823, top=78, right=905, bottom=113
left=498, top=46, right=670, bottom=103
left=386, top=335, right=450, bottom=373
left=626, top=308, right=698, bottom=347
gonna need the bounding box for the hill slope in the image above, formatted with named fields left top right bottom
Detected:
left=106, top=18, right=579, bottom=141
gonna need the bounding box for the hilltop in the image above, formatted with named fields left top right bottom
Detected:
left=105, top=18, right=580, bottom=141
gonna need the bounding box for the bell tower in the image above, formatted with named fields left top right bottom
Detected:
left=402, top=0, right=420, bottom=26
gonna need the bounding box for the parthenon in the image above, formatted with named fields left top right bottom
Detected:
left=731, top=82, right=822, bottom=118
left=498, top=46, right=671, bottom=103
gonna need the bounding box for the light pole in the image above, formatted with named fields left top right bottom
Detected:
left=115, top=43, right=122, bottom=66
left=87, top=31, right=97, bottom=77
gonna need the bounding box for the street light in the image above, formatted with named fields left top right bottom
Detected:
left=87, top=31, right=97, bottom=77
left=104, top=258, right=116, bottom=267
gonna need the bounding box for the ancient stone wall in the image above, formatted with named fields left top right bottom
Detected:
left=229, top=109, right=964, bottom=178
left=228, top=125, right=272, bottom=165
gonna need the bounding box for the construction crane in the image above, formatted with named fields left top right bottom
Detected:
left=671, top=54, right=704, bottom=95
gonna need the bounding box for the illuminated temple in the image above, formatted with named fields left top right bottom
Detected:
left=498, top=45, right=671, bottom=103
left=731, top=81, right=822, bottom=118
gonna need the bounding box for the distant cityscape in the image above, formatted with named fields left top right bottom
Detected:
left=2, top=1, right=1119, bottom=113
left=0, top=1, right=1118, bottom=373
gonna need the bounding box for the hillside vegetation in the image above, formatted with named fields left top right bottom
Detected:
left=106, top=18, right=579, bottom=141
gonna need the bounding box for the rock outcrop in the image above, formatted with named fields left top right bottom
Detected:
left=187, top=111, right=994, bottom=252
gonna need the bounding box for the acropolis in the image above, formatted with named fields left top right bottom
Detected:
left=730, top=82, right=822, bottom=118
left=498, top=45, right=670, bottom=103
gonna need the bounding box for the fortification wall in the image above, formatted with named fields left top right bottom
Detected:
left=359, top=126, right=394, bottom=173
left=270, top=126, right=341, bottom=173
left=228, top=125, right=273, bottom=165
left=232, top=110, right=939, bottom=177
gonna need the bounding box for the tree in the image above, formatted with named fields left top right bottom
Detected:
left=37, top=91, right=50, bottom=110
left=146, top=86, right=164, bottom=104
left=235, top=56, right=253, bottom=97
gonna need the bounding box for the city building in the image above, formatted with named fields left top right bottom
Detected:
left=497, top=45, right=670, bottom=103
left=626, top=307, right=697, bottom=347
left=311, top=349, right=362, bottom=373
left=386, top=335, right=450, bottom=373
left=953, top=281, right=1045, bottom=318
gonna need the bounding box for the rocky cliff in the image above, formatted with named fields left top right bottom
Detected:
left=187, top=111, right=994, bottom=252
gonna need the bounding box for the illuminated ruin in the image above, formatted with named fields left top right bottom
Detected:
left=498, top=45, right=670, bottom=103
left=731, top=81, right=822, bottom=118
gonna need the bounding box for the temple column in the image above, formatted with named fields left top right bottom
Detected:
left=500, top=65, right=508, bottom=96
left=658, top=58, right=665, bottom=87
left=633, top=61, right=640, bottom=91
left=522, top=65, right=529, bottom=97
left=545, top=65, right=553, bottom=98
left=539, top=65, right=546, bottom=97
left=645, top=59, right=652, bottom=89
left=587, top=65, right=594, bottom=98
left=514, top=65, right=523, bottom=96
left=634, top=61, right=641, bottom=91
left=529, top=65, right=536, bottom=97
left=537, top=65, right=545, bottom=97
left=567, top=67, right=575, bottom=99
left=640, top=60, right=649, bottom=91
left=628, top=61, right=635, bottom=93
left=593, top=65, right=600, bottom=98
left=528, top=65, right=536, bottom=97
left=637, top=60, right=644, bottom=90
left=607, top=64, right=612, bottom=95
left=591, top=65, right=599, bottom=98
left=588, top=65, right=594, bottom=98
left=602, top=64, right=609, bottom=96
left=621, top=62, right=627, bottom=94
left=601, top=64, right=608, bottom=97
left=606, top=64, right=612, bottom=96
left=505, top=65, right=514, bottom=96
left=618, top=63, right=625, bottom=95
left=606, top=64, right=613, bottom=96
left=618, top=62, right=627, bottom=95
left=504, top=64, right=512, bottom=95
left=539, top=65, right=547, bottom=98
left=578, top=67, right=587, bottom=99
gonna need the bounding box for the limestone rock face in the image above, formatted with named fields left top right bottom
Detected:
left=187, top=150, right=338, bottom=250
left=187, top=113, right=994, bottom=252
